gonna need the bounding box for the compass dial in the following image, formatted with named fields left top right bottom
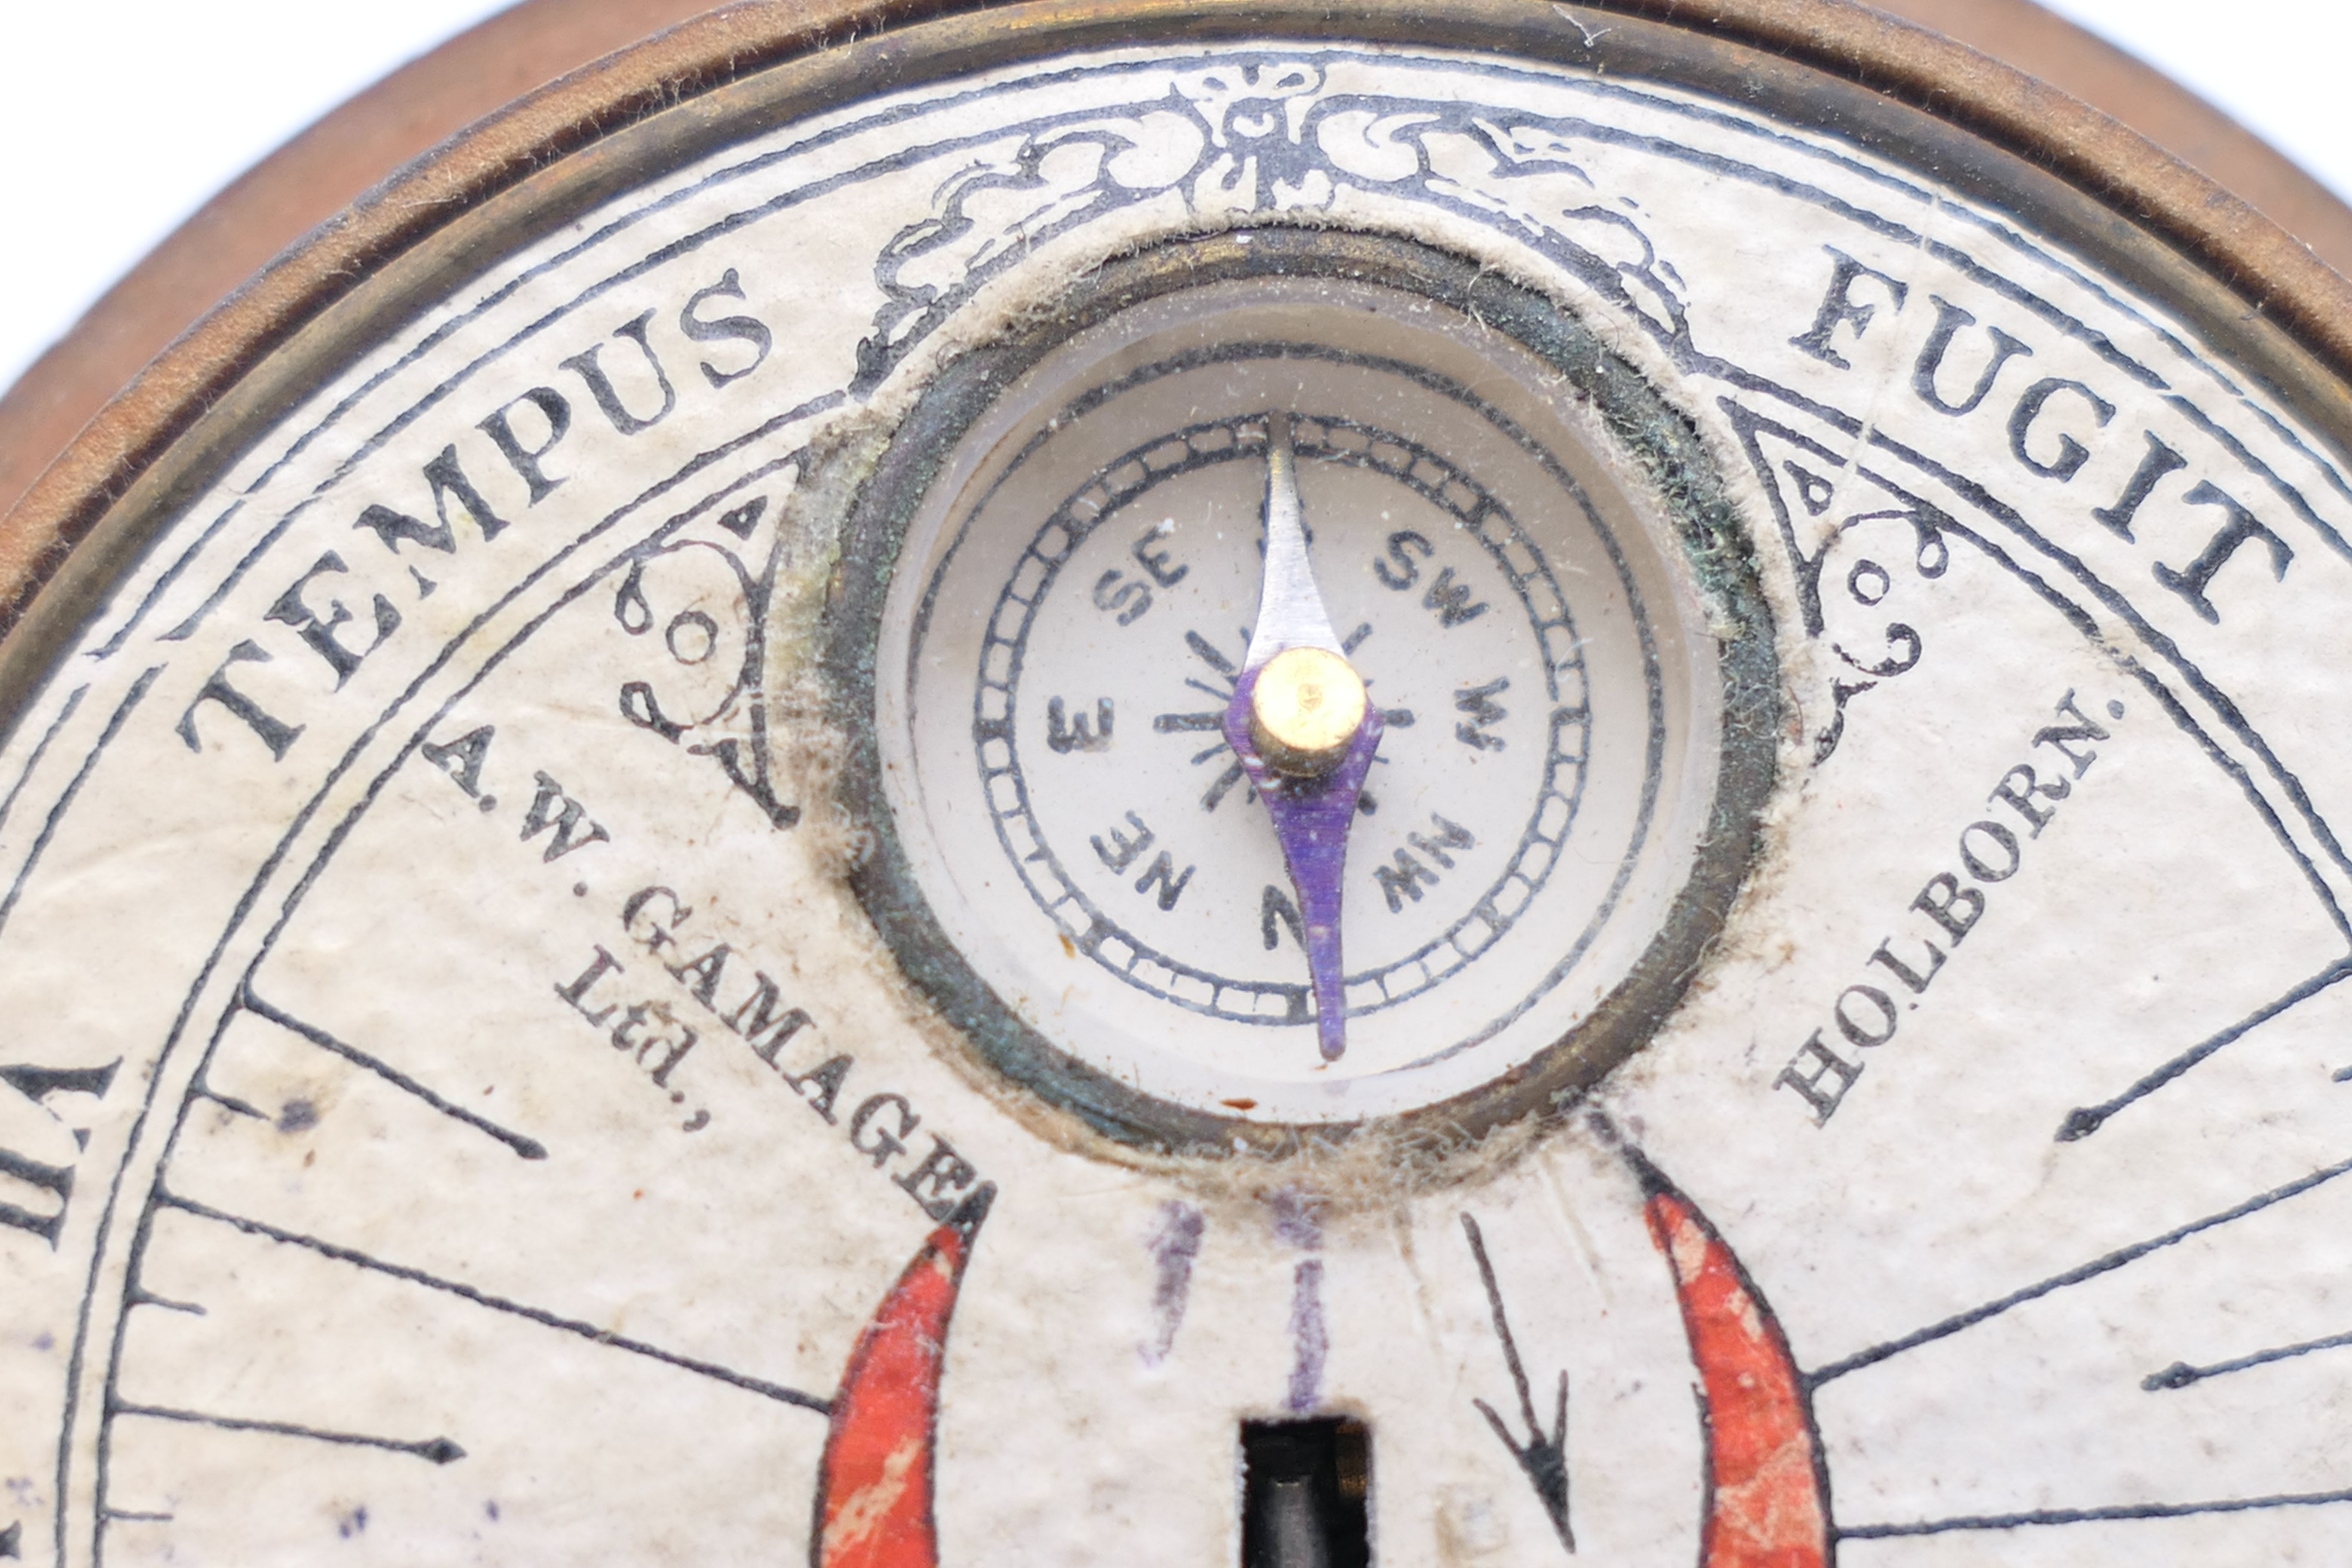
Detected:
left=4, top=6, right=2352, bottom=1568
left=851, top=254, right=1751, bottom=1131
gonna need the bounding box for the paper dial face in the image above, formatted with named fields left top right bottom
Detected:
left=3, top=19, right=2352, bottom=1568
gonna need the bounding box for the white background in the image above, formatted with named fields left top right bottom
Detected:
left=0, top=0, right=2343, bottom=401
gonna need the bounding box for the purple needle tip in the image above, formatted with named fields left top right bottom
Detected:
left=1224, top=666, right=1384, bottom=1062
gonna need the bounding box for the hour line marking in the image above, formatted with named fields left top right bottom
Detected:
left=1201, top=760, right=1248, bottom=813
left=156, top=1191, right=830, bottom=1414
left=112, top=1403, right=465, bottom=1465
left=2143, top=1324, right=2352, bottom=1391
left=1839, top=1485, right=2352, bottom=1539
left=1808, top=1146, right=2352, bottom=1387
left=241, top=986, right=548, bottom=1161
left=2056, top=955, right=2352, bottom=1141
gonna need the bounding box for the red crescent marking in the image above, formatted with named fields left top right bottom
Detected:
left=1642, top=1176, right=1831, bottom=1568
left=814, top=1186, right=994, bottom=1568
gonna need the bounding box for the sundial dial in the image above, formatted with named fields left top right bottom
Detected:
left=4, top=3, right=2352, bottom=1564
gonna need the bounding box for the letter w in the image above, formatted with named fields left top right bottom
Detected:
left=1422, top=567, right=1490, bottom=628
left=521, top=772, right=611, bottom=862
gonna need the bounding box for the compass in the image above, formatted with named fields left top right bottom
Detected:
left=6, top=3, right=2352, bottom=1566
left=837, top=233, right=1767, bottom=1141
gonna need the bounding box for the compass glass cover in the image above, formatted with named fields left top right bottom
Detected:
left=865, top=269, right=1730, bottom=1126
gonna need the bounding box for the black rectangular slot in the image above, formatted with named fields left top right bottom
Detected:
left=1240, top=1417, right=1371, bottom=1568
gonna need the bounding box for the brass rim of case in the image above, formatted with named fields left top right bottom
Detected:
left=9, top=0, right=2349, bottom=556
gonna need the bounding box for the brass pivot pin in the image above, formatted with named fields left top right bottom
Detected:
left=1250, top=646, right=1370, bottom=778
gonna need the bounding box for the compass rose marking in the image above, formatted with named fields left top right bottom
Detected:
left=1184, top=630, right=1240, bottom=680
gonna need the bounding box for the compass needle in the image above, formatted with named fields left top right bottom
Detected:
left=1219, top=414, right=1383, bottom=1063
left=9, top=6, right=2352, bottom=1564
